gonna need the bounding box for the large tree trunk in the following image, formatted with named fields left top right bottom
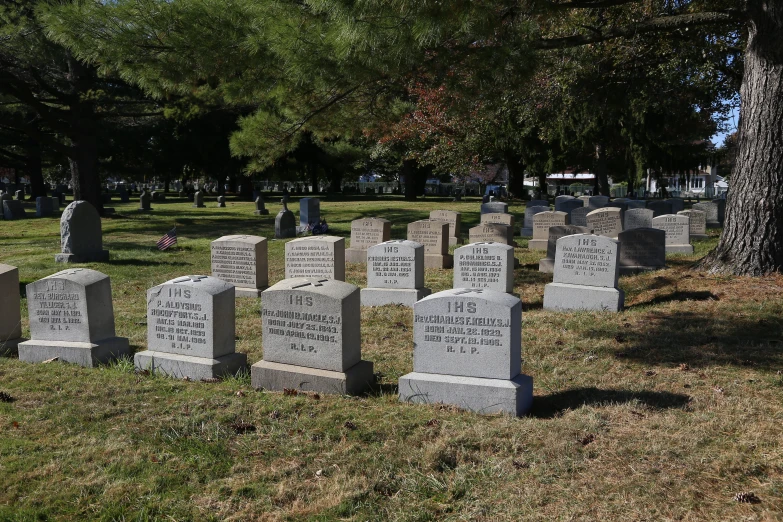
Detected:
left=700, top=1, right=783, bottom=275
left=594, top=142, right=610, bottom=196
left=504, top=151, right=526, bottom=199
left=69, top=132, right=103, bottom=213
left=402, top=158, right=418, bottom=201
left=26, top=136, right=46, bottom=200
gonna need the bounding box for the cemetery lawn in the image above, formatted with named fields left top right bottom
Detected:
left=2, top=196, right=783, bottom=521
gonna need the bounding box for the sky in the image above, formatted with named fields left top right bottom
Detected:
left=710, top=105, right=740, bottom=147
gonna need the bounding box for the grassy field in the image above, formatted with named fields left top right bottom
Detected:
left=1, top=195, right=782, bottom=521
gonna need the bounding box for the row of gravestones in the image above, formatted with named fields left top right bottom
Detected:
left=1, top=193, right=62, bottom=220
left=0, top=265, right=531, bottom=416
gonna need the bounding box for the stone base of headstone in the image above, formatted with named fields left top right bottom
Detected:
left=528, top=239, right=547, bottom=250
left=18, top=337, right=130, bottom=367
left=234, top=287, right=265, bottom=298
left=134, top=351, right=247, bottom=380
left=691, top=234, right=709, bottom=240
left=399, top=372, right=533, bottom=416
left=55, top=250, right=110, bottom=263
left=360, top=287, right=431, bottom=307
left=424, top=253, right=453, bottom=269
left=345, top=248, right=367, bottom=264
left=665, top=244, right=694, bottom=254
left=253, top=209, right=269, bottom=215
left=619, top=265, right=661, bottom=276
left=520, top=228, right=533, bottom=237
left=0, top=337, right=26, bottom=356
left=138, top=208, right=152, bottom=212
left=543, top=283, right=624, bottom=312
left=538, top=258, right=554, bottom=273
left=193, top=204, right=206, bottom=208
left=251, top=359, right=374, bottom=395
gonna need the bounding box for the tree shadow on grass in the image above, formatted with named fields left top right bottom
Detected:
left=107, top=259, right=193, bottom=267
left=627, top=290, right=717, bottom=308
left=530, top=387, right=690, bottom=419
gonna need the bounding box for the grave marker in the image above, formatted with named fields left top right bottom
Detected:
left=361, top=240, right=431, bottom=306
left=285, top=236, right=346, bottom=281
left=454, top=242, right=515, bottom=293
left=468, top=223, right=515, bottom=246
left=211, top=235, right=269, bottom=297
left=570, top=206, right=591, bottom=227
left=521, top=205, right=550, bottom=237
left=299, top=197, right=320, bottom=227
left=678, top=210, right=708, bottom=239
left=251, top=278, right=374, bottom=395
left=618, top=228, right=666, bottom=275
left=693, top=202, right=721, bottom=228
left=275, top=200, right=296, bottom=238
left=407, top=220, right=453, bottom=268
left=529, top=211, right=569, bottom=250
left=399, top=289, right=533, bottom=416
left=135, top=275, right=246, bottom=379
left=624, top=208, right=654, bottom=230
left=346, top=217, right=391, bottom=264
left=0, top=265, right=25, bottom=355
left=429, top=210, right=462, bottom=246
left=2, top=200, right=26, bottom=220
left=538, top=225, right=591, bottom=273
left=543, top=234, right=624, bottom=312
left=55, top=201, right=109, bottom=263
left=586, top=207, right=623, bottom=238
left=35, top=197, right=54, bottom=217
left=652, top=214, right=693, bottom=254
left=18, top=269, right=130, bottom=366
left=193, top=191, right=205, bottom=208
left=555, top=195, right=576, bottom=211
left=480, top=201, right=508, bottom=214
left=646, top=200, right=672, bottom=217
left=254, top=195, right=269, bottom=215
left=139, top=189, right=152, bottom=211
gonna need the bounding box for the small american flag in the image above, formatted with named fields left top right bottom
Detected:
left=157, top=227, right=177, bottom=250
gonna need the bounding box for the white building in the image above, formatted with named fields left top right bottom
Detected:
left=646, top=165, right=726, bottom=197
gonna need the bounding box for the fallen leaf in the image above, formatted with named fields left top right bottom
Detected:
left=42, top=357, right=58, bottom=364
left=12, top=421, right=19, bottom=429
left=268, top=410, right=281, bottom=420
left=512, top=460, right=529, bottom=469
left=645, top=370, right=657, bottom=377
left=734, top=491, right=760, bottom=504
left=555, top=340, right=564, bottom=346
left=201, top=378, right=219, bottom=384
left=614, top=334, right=626, bottom=343
left=283, top=388, right=298, bottom=396
left=235, top=390, right=246, bottom=397
left=343, top=421, right=357, bottom=430
left=0, top=392, right=15, bottom=403
left=425, top=418, right=440, bottom=427
left=679, top=363, right=690, bottom=371
left=579, top=434, right=595, bottom=446
left=229, top=421, right=256, bottom=434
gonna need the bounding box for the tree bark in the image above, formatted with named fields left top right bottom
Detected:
left=594, top=142, right=610, bottom=196
left=402, top=158, right=418, bottom=201
left=26, top=136, right=46, bottom=200
left=700, top=0, right=783, bottom=275
left=504, top=151, right=526, bottom=199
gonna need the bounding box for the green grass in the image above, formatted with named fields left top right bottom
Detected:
left=1, top=195, right=782, bottom=521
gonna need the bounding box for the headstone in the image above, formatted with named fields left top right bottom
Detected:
left=646, top=200, right=673, bottom=217
left=454, top=242, right=515, bottom=293
left=251, top=278, right=374, bottom=395
left=588, top=195, right=610, bottom=209
left=216, top=195, right=226, bottom=208
left=712, top=199, right=726, bottom=224
left=254, top=195, right=269, bottom=215
left=606, top=201, right=628, bottom=212
left=693, top=202, right=721, bottom=228
left=480, top=211, right=515, bottom=236
left=55, top=201, right=109, bottom=263
left=626, top=200, right=647, bottom=209
left=18, top=269, right=130, bottom=366
left=665, top=198, right=685, bottom=213
left=558, top=199, right=584, bottom=223
left=652, top=214, right=693, bottom=254
left=102, top=192, right=112, bottom=204
left=429, top=210, right=462, bottom=246
left=50, top=196, right=59, bottom=213
left=538, top=225, right=591, bottom=273
left=398, top=289, right=532, bottom=416
left=0, top=265, right=25, bottom=355
left=468, top=223, right=515, bottom=247
left=211, top=235, right=269, bottom=298
left=570, top=206, right=591, bottom=227
left=361, top=240, right=431, bottom=306
left=285, top=236, right=346, bottom=281
left=35, top=196, right=54, bottom=217
left=618, top=228, right=666, bottom=275
left=14, top=190, right=23, bottom=201
left=586, top=207, right=623, bottom=238
left=555, top=195, right=576, bottom=212
left=521, top=205, right=550, bottom=236
left=529, top=211, right=569, bottom=250
left=2, top=200, right=26, bottom=220
left=274, top=200, right=296, bottom=239
left=139, top=189, right=152, bottom=211
left=678, top=210, right=708, bottom=239
left=543, top=234, right=624, bottom=312
left=578, top=195, right=591, bottom=206
left=345, top=217, right=391, bottom=264
left=407, top=220, right=453, bottom=269
left=528, top=199, right=549, bottom=209
left=118, top=185, right=129, bottom=203
left=624, top=208, right=654, bottom=230
left=151, top=191, right=161, bottom=202
left=480, top=201, right=508, bottom=214
left=134, top=275, right=246, bottom=379
left=299, top=197, right=320, bottom=227
left=193, top=191, right=205, bottom=208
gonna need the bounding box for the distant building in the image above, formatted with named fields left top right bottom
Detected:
left=646, top=164, right=726, bottom=197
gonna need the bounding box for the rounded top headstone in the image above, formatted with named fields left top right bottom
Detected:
left=60, top=201, right=103, bottom=255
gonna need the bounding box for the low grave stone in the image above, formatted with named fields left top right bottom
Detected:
left=0, top=265, right=25, bottom=355
left=139, top=189, right=152, bottom=211
left=398, top=289, right=532, bottom=416
left=211, top=235, right=268, bottom=297
left=665, top=198, right=685, bottom=213
left=2, top=200, right=26, bottom=220
left=55, top=201, right=109, bottom=263
left=254, top=195, right=269, bottom=215
left=429, top=210, right=462, bottom=246
left=693, top=202, right=721, bottom=228
left=543, top=234, right=624, bottom=312
left=454, top=242, right=515, bottom=293
left=555, top=195, right=576, bottom=211
left=586, top=207, right=623, bottom=238
left=469, top=223, right=515, bottom=246
left=345, top=217, right=391, bottom=264
left=407, top=220, right=453, bottom=269
left=528, top=199, right=549, bottom=209
left=570, top=206, right=591, bottom=227
left=652, top=214, right=693, bottom=254
left=299, top=197, right=320, bottom=227
left=134, top=275, right=246, bottom=379
left=275, top=200, right=296, bottom=238
left=480, top=201, right=508, bottom=214
left=588, top=195, right=610, bottom=209
left=216, top=195, right=226, bottom=208
left=36, top=196, right=54, bottom=217
left=361, top=240, right=430, bottom=306
left=193, top=191, right=205, bottom=208
left=285, top=236, right=345, bottom=281
left=251, top=278, right=374, bottom=395
left=521, top=205, right=550, bottom=237
left=529, top=211, right=569, bottom=250
left=678, top=209, right=708, bottom=239
left=646, top=200, right=673, bottom=217
left=618, top=228, right=666, bottom=275
left=626, top=200, right=647, bottom=209
left=624, top=208, right=654, bottom=230
left=18, top=269, right=130, bottom=366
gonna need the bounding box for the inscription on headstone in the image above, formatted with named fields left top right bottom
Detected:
left=529, top=211, right=569, bottom=250
left=586, top=207, right=623, bottom=238
left=454, top=242, right=515, bottom=293
left=652, top=214, right=693, bottom=254
left=285, top=236, right=346, bottom=281
left=211, top=235, right=268, bottom=297
left=362, top=240, right=430, bottom=306
left=407, top=220, right=453, bottom=268
left=618, top=228, right=665, bottom=274
left=678, top=210, right=707, bottom=238
left=346, top=217, right=391, bottom=263
left=624, top=208, right=654, bottom=230
left=429, top=210, right=462, bottom=246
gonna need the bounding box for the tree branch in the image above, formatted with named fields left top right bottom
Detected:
left=534, top=10, right=747, bottom=50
